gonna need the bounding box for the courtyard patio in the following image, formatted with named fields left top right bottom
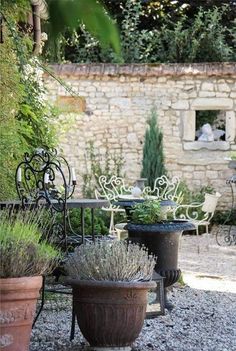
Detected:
left=1, top=2, right=236, bottom=351
left=29, top=233, right=236, bottom=351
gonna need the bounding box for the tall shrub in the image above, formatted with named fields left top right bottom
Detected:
left=141, top=108, right=166, bottom=189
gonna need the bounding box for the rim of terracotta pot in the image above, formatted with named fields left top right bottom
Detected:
left=0, top=276, right=42, bottom=290
left=67, top=279, right=156, bottom=289
left=126, top=220, right=195, bottom=233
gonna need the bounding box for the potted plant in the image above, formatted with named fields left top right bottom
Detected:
left=65, top=241, right=156, bottom=351
left=126, top=200, right=195, bottom=309
left=0, top=209, right=60, bottom=351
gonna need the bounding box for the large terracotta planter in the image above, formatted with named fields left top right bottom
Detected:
left=126, top=221, right=195, bottom=309
left=69, top=280, right=156, bottom=350
left=0, top=276, right=42, bottom=351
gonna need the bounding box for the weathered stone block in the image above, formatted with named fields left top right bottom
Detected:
left=191, top=98, right=233, bottom=110
left=206, top=171, right=218, bottom=179
left=201, top=82, right=214, bottom=91
left=182, top=111, right=196, bottom=141
left=193, top=171, right=205, bottom=179
left=226, top=111, right=235, bottom=142
left=218, top=84, right=230, bottom=92
left=172, top=100, right=189, bottom=109
left=183, top=141, right=230, bottom=151
left=198, top=92, right=216, bottom=97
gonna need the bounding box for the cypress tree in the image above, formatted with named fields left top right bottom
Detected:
left=141, top=107, right=166, bottom=189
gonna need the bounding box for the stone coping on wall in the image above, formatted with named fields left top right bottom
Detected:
left=46, top=63, right=236, bottom=78
left=176, top=158, right=229, bottom=166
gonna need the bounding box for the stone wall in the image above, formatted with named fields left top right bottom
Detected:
left=44, top=63, right=236, bottom=209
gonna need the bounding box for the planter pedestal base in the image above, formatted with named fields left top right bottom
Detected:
left=127, top=221, right=195, bottom=310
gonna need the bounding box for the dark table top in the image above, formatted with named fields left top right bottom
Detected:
left=0, top=198, right=109, bottom=209
left=64, top=199, right=109, bottom=209
left=114, top=198, right=176, bottom=208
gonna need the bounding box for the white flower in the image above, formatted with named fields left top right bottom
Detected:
left=41, top=32, right=48, bottom=41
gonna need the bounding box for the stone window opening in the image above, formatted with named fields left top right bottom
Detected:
left=182, top=98, right=235, bottom=151
left=195, top=110, right=226, bottom=142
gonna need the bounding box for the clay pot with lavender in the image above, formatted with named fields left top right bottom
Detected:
left=0, top=210, right=60, bottom=351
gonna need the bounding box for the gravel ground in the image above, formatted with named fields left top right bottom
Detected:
left=30, top=234, right=236, bottom=351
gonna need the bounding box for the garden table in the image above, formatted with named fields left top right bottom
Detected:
left=0, top=198, right=109, bottom=243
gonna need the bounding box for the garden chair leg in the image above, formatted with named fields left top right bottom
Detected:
left=109, top=211, right=115, bottom=235
left=70, top=304, right=76, bottom=341
left=196, top=226, right=200, bottom=254
left=206, top=224, right=210, bottom=251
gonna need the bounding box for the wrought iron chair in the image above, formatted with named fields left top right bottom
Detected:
left=173, top=192, right=221, bottom=252
left=143, top=175, right=180, bottom=201
left=15, top=148, right=78, bottom=250
left=95, top=175, right=131, bottom=236
left=15, top=148, right=81, bottom=338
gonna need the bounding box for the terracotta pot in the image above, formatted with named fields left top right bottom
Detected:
left=0, top=276, right=42, bottom=351
left=69, top=280, right=156, bottom=350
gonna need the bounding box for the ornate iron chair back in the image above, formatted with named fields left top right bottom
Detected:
left=94, top=175, right=131, bottom=235
left=173, top=192, right=221, bottom=223
left=95, top=175, right=132, bottom=202
left=143, top=175, right=180, bottom=201
left=15, top=149, right=76, bottom=250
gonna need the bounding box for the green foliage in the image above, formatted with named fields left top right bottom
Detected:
left=153, top=7, right=234, bottom=63
left=141, top=108, right=166, bottom=190
left=131, top=200, right=166, bottom=224
left=82, top=142, right=124, bottom=198
left=0, top=5, right=57, bottom=200
left=66, top=240, right=156, bottom=282
left=196, top=111, right=221, bottom=131
left=66, top=0, right=153, bottom=63
left=64, top=2, right=235, bottom=63
left=67, top=208, right=110, bottom=236
left=0, top=13, right=26, bottom=200
left=47, top=0, right=121, bottom=57
left=211, top=209, right=236, bottom=226
left=176, top=182, right=214, bottom=205
left=0, top=209, right=60, bottom=278
left=230, top=152, right=236, bottom=161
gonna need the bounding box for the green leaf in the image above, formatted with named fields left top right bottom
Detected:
left=47, top=0, right=121, bottom=55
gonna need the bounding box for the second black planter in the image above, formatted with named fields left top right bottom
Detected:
left=126, top=220, right=195, bottom=309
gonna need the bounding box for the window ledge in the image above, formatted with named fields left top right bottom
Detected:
left=183, top=141, right=230, bottom=151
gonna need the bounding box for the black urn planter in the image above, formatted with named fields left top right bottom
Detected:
left=126, top=220, right=195, bottom=309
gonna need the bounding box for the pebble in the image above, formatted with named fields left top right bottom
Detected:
left=30, top=234, right=236, bottom=350
left=30, top=285, right=236, bottom=351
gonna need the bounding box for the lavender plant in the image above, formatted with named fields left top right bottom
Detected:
left=0, top=209, right=60, bottom=278
left=66, top=241, right=156, bottom=282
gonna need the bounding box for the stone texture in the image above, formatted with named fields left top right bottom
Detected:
left=191, top=97, right=233, bottom=110
left=183, top=141, right=230, bottom=151
left=182, top=111, right=196, bottom=141
left=225, top=111, right=236, bottom=142
left=44, top=64, right=236, bottom=209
